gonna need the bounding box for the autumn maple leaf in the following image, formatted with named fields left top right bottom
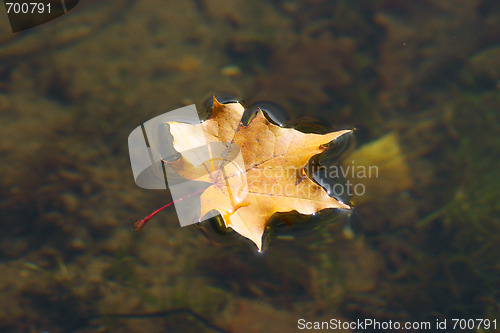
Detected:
left=157, top=98, right=352, bottom=251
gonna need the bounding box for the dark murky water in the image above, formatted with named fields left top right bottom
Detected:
left=1, top=1, right=499, bottom=332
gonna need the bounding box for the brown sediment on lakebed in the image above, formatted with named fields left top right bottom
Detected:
left=0, top=0, right=499, bottom=331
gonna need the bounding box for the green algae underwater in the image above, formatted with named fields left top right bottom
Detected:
left=0, top=0, right=499, bottom=332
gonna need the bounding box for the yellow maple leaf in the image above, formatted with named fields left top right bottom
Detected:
left=157, top=98, right=352, bottom=251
